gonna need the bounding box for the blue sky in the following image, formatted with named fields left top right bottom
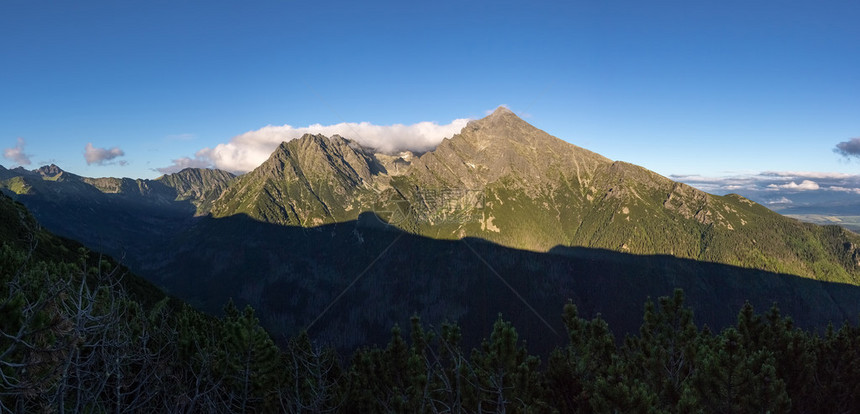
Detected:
left=2, top=1, right=859, bottom=202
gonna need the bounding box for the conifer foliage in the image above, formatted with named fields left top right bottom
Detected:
left=4, top=246, right=860, bottom=414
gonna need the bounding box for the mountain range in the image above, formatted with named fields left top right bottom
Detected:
left=2, top=107, right=860, bottom=351
left=200, top=107, right=860, bottom=282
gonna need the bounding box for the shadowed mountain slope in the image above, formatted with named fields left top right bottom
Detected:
left=205, top=107, right=860, bottom=284
left=2, top=109, right=860, bottom=354
left=149, top=211, right=860, bottom=354
left=0, top=166, right=235, bottom=267
left=209, top=134, right=382, bottom=226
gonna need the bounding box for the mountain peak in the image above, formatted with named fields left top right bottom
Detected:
left=471, top=106, right=521, bottom=127
left=406, top=105, right=612, bottom=192
left=37, top=164, right=65, bottom=178
left=489, top=105, right=514, bottom=116
left=280, top=133, right=353, bottom=151
left=160, top=167, right=235, bottom=180
left=458, top=106, right=538, bottom=141
left=210, top=131, right=380, bottom=224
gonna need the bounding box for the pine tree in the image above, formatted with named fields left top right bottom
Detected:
left=279, top=330, right=343, bottom=413
left=428, top=321, right=469, bottom=413
left=621, top=289, right=700, bottom=411
left=590, top=358, right=658, bottom=414
left=679, top=327, right=790, bottom=413
left=344, top=323, right=428, bottom=413
left=736, top=303, right=814, bottom=413
left=220, top=301, right=281, bottom=413
left=468, top=315, right=550, bottom=414
left=811, top=321, right=860, bottom=412
left=545, top=301, right=615, bottom=413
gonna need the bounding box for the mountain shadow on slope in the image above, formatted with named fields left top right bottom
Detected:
left=0, top=191, right=175, bottom=309
left=200, top=110, right=860, bottom=285
left=5, top=162, right=860, bottom=355
left=148, top=211, right=860, bottom=355
left=0, top=167, right=234, bottom=270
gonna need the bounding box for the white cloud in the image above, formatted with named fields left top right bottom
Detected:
left=84, top=143, right=125, bottom=165
left=760, top=171, right=854, bottom=180
left=189, top=118, right=471, bottom=173
left=673, top=172, right=860, bottom=194
left=828, top=186, right=860, bottom=194
left=3, top=137, right=32, bottom=166
left=672, top=171, right=860, bottom=215
left=767, top=180, right=820, bottom=191
left=766, top=197, right=793, bottom=205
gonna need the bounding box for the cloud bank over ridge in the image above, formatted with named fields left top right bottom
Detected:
left=673, top=171, right=860, bottom=213
left=672, top=171, right=858, bottom=194
left=158, top=118, right=471, bottom=174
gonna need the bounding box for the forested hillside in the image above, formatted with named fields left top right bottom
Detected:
left=3, top=192, right=860, bottom=412
left=151, top=211, right=860, bottom=354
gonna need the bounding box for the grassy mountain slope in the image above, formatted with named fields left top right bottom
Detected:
left=155, top=167, right=236, bottom=214
left=401, top=109, right=860, bottom=283
left=0, top=164, right=234, bottom=213
left=205, top=107, right=860, bottom=284
left=210, top=134, right=382, bottom=226
left=4, top=109, right=856, bottom=287
left=2, top=109, right=860, bottom=354
left=0, top=191, right=170, bottom=307
left=5, top=181, right=860, bottom=360
left=405, top=106, right=611, bottom=190
left=0, top=166, right=235, bottom=269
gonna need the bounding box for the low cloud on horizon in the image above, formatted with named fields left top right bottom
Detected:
left=3, top=137, right=32, bottom=166
left=157, top=118, right=471, bottom=174
left=672, top=171, right=860, bottom=211
left=84, top=143, right=126, bottom=166
left=767, top=179, right=820, bottom=191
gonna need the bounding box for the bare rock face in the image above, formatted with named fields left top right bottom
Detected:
left=155, top=168, right=235, bottom=213
left=375, top=152, right=414, bottom=176
left=664, top=182, right=710, bottom=222
left=37, top=164, right=64, bottom=179
left=408, top=106, right=610, bottom=191
left=847, top=242, right=860, bottom=267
